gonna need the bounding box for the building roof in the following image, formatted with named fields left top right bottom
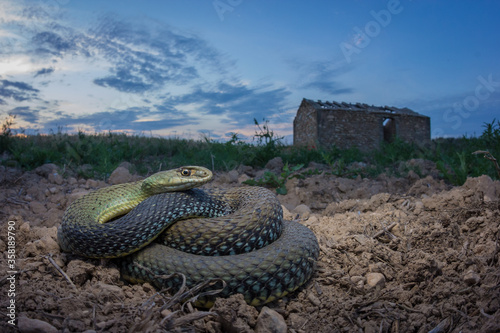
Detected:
left=303, top=98, right=427, bottom=117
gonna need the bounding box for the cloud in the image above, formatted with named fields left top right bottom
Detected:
left=31, top=31, right=77, bottom=56
left=34, top=67, right=54, bottom=77
left=8, top=106, right=40, bottom=123
left=167, top=81, right=291, bottom=125
left=0, top=78, right=40, bottom=102
left=0, top=2, right=289, bottom=136
left=88, top=16, right=228, bottom=93
left=302, top=80, right=353, bottom=95
left=288, top=59, right=354, bottom=96
left=3, top=5, right=230, bottom=94
left=43, top=106, right=198, bottom=132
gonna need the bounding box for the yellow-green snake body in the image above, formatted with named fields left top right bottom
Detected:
left=57, top=166, right=319, bottom=306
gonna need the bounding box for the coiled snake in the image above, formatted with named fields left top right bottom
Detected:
left=57, top=166, right=319, bottom=306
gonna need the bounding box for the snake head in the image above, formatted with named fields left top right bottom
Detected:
left=141, top=166, right=213, bottom=194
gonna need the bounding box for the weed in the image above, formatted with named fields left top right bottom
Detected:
left=1, top=118, right=499, bottom=185
left=243, top=162, right=304, bottom=195
left=0, top=114, right=15, bottom=152
left=473, top=150, right=500, bottom=179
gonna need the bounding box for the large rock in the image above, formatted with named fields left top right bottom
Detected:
left=108, top=166, right=133, bottom=185
left=255, top=306, right=287, bottom=333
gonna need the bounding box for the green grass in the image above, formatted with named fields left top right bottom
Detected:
left=2, top=116, right=500, bottom=186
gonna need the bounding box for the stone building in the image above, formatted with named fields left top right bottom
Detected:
left=293, top=98, right=430, bottom=151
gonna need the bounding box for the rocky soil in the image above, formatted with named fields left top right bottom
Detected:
left=1, top=159, right=499, bottom=333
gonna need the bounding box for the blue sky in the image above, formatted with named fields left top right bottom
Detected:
left=1, top=0, right=499, bottom=142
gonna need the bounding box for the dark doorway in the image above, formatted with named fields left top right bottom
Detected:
left=383, top=117, right=396, bottom=143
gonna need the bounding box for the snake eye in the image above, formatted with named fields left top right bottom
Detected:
left=181, top=169, right=191, bottom=176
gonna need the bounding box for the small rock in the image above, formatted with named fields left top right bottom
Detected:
left=366, top=272, right=386, bottom=288
left=288, top=313, right=307, bottom=330
left=367, top=193, right=391, bottom=208
left=18, top=316, right=58, bottom=333
left=463, top=270, right=480, bottom=286
left=307, top=293, right=321, bottom=306
left=352, top=234, right=371, bottom=246
left=68, top=177, right=78, bottom=185
left=255, top=306, right=287, bottom=333
left=142, top=283, right=154, bottom=293
left=39, top=235, right=61, bottom=253
left=228, top=170, right=239, bottom=183
left=20, top=222, right=31, bottom=233
left=238, top=164, right=255, bottom=177
left=292, top=204, right=311, bottom=219
left=45, top=208, right=64, bottom=228
left=368, top=263, right=383, bottom=273
left=67, top=189, right=90, bottom=205
left=304, top=215, right=319, bottom=227
left=413, top=200, right=424, bottom=214
left=407, top=170, right=420, bottom=182
left=35, top=163, right=59, bottom=177
left=118, top=161, right=134, bottom=172
left=66, top=260, right=96, bottom=286
left=29, top=201, right=47, bottom=215
left=48, top=173, right=64, bottom=185
left=94, top=282, right=125, bottom=299
left=108, top=166, right=133, bottom=185
left=281, top=205, right=293, bottom=220
left=350, top=275, right=364, bottom=284
left=265, top=157, right=284, bottom=171
left=85, top=179, right=99, bottom=188
left=238, top=174, right=250, bottom=183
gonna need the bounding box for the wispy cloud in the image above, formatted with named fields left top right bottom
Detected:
left=43, top=106, right=198, bottom=132
left=8, top=106, right=40, bottom=123
left=34, top=67, right=54, bottom=77
left=285, top=58, right=353, bottom=96
left=167, top=81, right=291, bottom=125
left=0, top=78, right=40, bottom=104
left=0, top=1, right=291, bottom=137
left=88, top=15, right=228, bottom=93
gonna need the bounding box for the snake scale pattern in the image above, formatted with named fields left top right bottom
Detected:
left=57, top=166, right=319, bottom=306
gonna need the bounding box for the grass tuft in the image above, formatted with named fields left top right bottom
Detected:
left=1, top=118, right=500, bottom=186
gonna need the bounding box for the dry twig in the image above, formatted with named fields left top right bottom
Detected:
left=473, top=150, right=500, bottom=178
left=373, top=222, right=398, bottom=239
left=45, top=254, right=77, bottom=290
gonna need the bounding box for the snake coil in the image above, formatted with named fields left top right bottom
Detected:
left=57, top=166, right=319, bottom=306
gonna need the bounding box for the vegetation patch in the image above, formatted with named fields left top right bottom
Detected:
left=1, top=116, right=499, bottom=186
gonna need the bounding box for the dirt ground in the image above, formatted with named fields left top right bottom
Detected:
left=1, top=160, right=500, bottom=333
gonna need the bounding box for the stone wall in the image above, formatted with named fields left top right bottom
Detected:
left=293, top=100, right=318, bottom=147
left=293, top=100, right=431, bottom=151
left=317, top=109, right=382, bottom=151
left=397, top=114, right=431, bottom=145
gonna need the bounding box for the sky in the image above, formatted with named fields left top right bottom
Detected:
left=0, top=0, right=499, bottom=143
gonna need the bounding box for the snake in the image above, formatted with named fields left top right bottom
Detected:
left=57, top=166, right=319, bottom=307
